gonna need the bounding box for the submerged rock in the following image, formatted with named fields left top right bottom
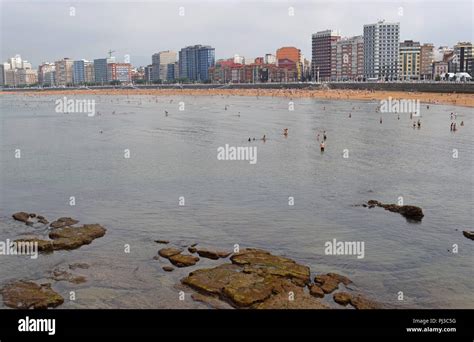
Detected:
left=69, top=263, right=90, bottom=270
left=48, top=224, right=106, bottom=250
left=51, top=268, right=87, bottom=284
left=14, top=224, right=106, bottom=252
left=191, top=293, right=232, bottom=309
left=314, top=273, right=352, bottom=294
left=169, top=254, right=199, bottom=267
left=162, top=266, right=174, bottom=272
left=348, top=294, right=380, bottom=309
left=12, top=212, right=30, bottom=223
left=332, top=291, right=379, bottom=309
left=158, top=248, right=183, bottom=258
left=230, top=248, right=311, bottom=286
left=253, top=282, right=329, bottom=309
left=308, top=284, right=325, bottom=298
left=463, top=231, right=474, bottom=241
left=154, top=240, right=169, bottom=244
left=333, top=292, right=352, bottom=306
left=14, top=238, right=54, bottom=253
left=1, top=281, right=64, bottom=309
left=49, top=217, right=79, bottom=229
left=366, top=200, right=424, bottom=221
left=196, top=248, right=231, bottom=260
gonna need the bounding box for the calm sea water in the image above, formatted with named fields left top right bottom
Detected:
left=0, top=93, right=472, bottom=309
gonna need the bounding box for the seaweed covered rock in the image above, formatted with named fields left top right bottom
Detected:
left=1, top=281, right=64, bottom=309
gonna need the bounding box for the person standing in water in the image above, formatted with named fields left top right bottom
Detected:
left=320, top=141, right=325, bottom=152
left=323, top=131, right=327, bottom=141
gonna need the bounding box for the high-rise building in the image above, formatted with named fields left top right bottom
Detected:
left=54, top=58, right=74, bottom=85
left=16, top=68, right=38, bottom=85
left=8, top=55, right=23, bottom=69
left=454, top=42, right=473, bottom=75
left=179, top=45, right=215, bottom=82
left=151, top=50, right=177, bottom=81
left=94, top=57, right=115, bottom=84
left=0, top=64, right=4, bottom=86
left=312, top=30, right=340, bottom=81
left=107, top=63, right=131, bottom=83
left=398, top=40, right=421, bottom=80
left=4, top=69, right=17, bottom=86
left=73, top=60, right=91, bottom=84
left=84, top=61, right=95, bottom=83
left=363, top=20, right=400, bottom=80
left=38, top=62, right=56, bottom=86
left=331, top=35, right=364, bottom=81
left=420, top=43, right=434, bottom=80
left=166, top=62, right=179, bottom=81
left=144, top=65, right=153, bottom=82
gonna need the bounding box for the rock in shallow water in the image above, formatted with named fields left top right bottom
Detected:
left=51, top=268, right=87, bottom=284
left=49, top=217, right=79, bottom=229
left=169, top=254, right=199, bottom=267
left=158, top=248, right=183, bottom=258
left=14, top=224, right=106, bottom=252
left=366, top=200, right=424, bottom=221
left=309, top=284, right=325, bottom=298
left=196, top=248, right=231, bottom=260
left=333, top=292, right=352, bottom=306
left=12, top=212, right=31, bottom=223
left=181, top=249, right=325, bottom=309
left=231, top=248, right=311, bottom=286
left=313, top=273, right=352, bottom=294
left=0, top=281, right=64, bottom=309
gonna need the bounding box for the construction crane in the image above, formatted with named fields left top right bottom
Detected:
left=108, top=49, right=115, bottom=58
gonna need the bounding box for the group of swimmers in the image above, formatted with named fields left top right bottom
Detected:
left=412, top=120, right=422, bottom=129
left=248, top=135, right=266, bottom=142
left=450, top=112, right=464, bottom=132
left=316, top=130, right=327, bottom=151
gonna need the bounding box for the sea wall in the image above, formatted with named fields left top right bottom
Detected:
left=2, top=82, right=474, bottom=93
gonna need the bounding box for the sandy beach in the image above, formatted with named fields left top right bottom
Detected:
left=2, top=88, right=473, bottom=107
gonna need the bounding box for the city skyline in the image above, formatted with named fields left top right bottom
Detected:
left=1, top=0, right=472, bottom=68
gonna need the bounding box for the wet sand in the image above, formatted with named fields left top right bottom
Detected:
left=2, top=88, right=473, bottom=108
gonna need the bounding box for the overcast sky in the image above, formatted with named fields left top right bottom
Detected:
left=1, top=0, right=472, bottom=68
